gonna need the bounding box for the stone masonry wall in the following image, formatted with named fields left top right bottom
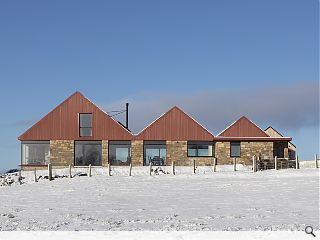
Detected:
left=102, top=140, right=108, bottom=167
left=50, top=140, right=74, bottom=166
left=131, top=140, right=143, bottom=166
left=215, top=141, right=273, bottom=165
left=166, top=141, right=214, bottom=166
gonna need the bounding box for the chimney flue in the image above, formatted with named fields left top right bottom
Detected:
left=125, top=103, right=129, bottom=130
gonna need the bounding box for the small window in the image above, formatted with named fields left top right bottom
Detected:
left=230, top=142, right=241, bottom=157
left=187, top=141, right=214, bottom=157
left=79, top=113, right=92, bottom=137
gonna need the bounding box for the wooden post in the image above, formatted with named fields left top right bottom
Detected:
left=18, top=170, right=22, bottom=185
left=149, top=162, right=152, bottom=176
left=193, top=160, right=196, bottom=174
left=253, top=156, right=256, bottom=173
left=172, top=161, right=175, bottom=175
left=295, top=155, right=299, bottom=169
left=315, top=154, right=318, bottom=169
left=233, top=158, right=236, bottom=171
left=88, top=164, right=92, bottom=177
left=213, top=157, right=217, bottom=172
left=129, top=163, right=132, bottom=176
left=274, top=156, right=277, bottom=170
left=107, top=163, right=111, bottom=176
left=48, top=163, right=52, bottom=181
left=69, top=165, right=72, bottom=178
left=34, top=168, right=37, bottom=182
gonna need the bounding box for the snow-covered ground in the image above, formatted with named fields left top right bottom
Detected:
left=0, top=167, right=318, bottom=231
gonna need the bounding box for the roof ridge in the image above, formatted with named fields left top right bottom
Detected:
left=217, top=115, right=269, bottom=137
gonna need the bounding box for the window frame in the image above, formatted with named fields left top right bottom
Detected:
left=230, top=141, right=241, bottom=157
left=187, top=141, right=214, bottom=157
left=108, top=141, right=132, bottom=166
left=74, top=140, right=102, bottom=166
left=143, top=141, right=167, bottom=166
left=79, top=113, right=93, bottom=137
left=21, top=141, right=50, bottom=166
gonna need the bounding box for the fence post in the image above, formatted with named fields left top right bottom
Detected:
left=88, top=164, right=92, bottom=177
left=149, top=162, right=152, bottom=176
left=295, top=155, right=299, bottom=170
left=48, top=163, right=52, bottom=181
left=274, top=156, right=278, bottom=170
left=233, top=158, right=236, bottom=171
left=315, top=154, right=318, bottom=169
left=18, top=170, right=22, bottom=185
left=34, top=168, right=37, bottom=182
left=172, top=161, right=175, bottom=175
left=253, top=156, right=256, bottom=173
left=69, top=165, right=72, bottom=178
left=129, top=163, right=132, bottom=176
left=213, top=157, right=217, bottom=172
left=107, top=163, right=111, bottom=176
left=193, top=160, right=196, bottom=174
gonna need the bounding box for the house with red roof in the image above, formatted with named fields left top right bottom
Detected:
left=18, top=92, right=292, bottom=169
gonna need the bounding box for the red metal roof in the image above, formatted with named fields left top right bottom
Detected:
left=135, top=106, right=214, bottom=141
left=218, top=116, right=272, bottom=137
left=18, top=92, right=133, bottom=140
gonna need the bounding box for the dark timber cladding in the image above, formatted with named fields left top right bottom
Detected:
left=18, top=92, right=133, bottom=140
left=135, top=106, right=214, bottom=141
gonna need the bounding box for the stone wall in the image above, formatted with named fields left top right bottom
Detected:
left=215, top=141, right=273, bottom=165
left=131, top=140, right=143, bottom=166
left=166, top=141, right=214, bottom=166
left=50, top=140, right=74, bottom=166
left=102, top=140, right=108, bottom=167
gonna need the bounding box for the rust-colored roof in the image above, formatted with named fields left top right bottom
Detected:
left=218, top=116, right=271, bottom=137
left=19, top=92, right=133, bottom=140
left=135, top=106, right=214, bottom=141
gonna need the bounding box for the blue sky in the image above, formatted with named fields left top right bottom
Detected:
left=0, top=0, right=318, bottom=170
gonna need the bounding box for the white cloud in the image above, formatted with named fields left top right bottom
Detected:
left=102, top=80, right=319, bottom=136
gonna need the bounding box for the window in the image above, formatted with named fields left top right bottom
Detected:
left=109, top=141, right=131, bottom=165
left=187, top=141, right=214, bottom=157
left=144, top=141, right=166, bottom=166
left=75, top=141, right=102, bottom=166
left=230, top=142, right=241, bottom=157
left=22, top=141, right=50, bottom=165
left=79, top=113, right=92, bottom=137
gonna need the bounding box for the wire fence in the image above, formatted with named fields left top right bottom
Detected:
left=257, top=158, right=297, bottom=171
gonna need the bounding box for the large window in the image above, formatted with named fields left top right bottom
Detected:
left=75, top=141, right=101, bottom=166
left=187, top=141, right=214, bottom=157
left=109, top=141, right=131, bottom=165
left=22, top=141, right=50, bottom=165
left=230, top=141, right=241, bottom=157
left=79, top=113, right=92, bottom=137
left=144, top=141, right=166, bottom=166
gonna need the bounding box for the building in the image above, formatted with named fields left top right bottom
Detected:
left=265, top=126, right=296, bottom=159
left=18, top=92, right=292, bottom=169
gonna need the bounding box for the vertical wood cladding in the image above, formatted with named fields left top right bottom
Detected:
left=135, top=107, right=213, bottom=141
left=218, top=116, right=269, bottom=137
left=19, top=92, right=133, bottom=141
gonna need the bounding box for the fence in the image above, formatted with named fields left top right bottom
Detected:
left=257, top=158, right=297, bottom=171
left=1, top=154, right=319, bottom=186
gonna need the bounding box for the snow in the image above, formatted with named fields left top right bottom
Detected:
left=0, top=167, right=318, bottom=231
